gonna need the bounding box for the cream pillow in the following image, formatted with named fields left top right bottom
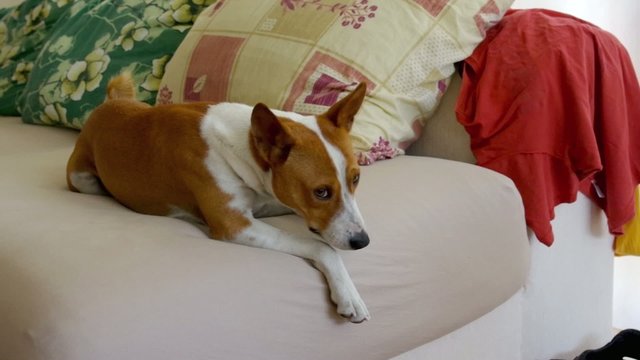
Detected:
left=158, top=0, right=513, bottom=164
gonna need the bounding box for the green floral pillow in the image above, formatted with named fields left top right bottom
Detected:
left=19, top=0, right=215, bottom=128
left=0, top=0, right=73, bottom=115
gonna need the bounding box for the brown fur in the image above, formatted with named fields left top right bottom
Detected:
left=67, top=75, right=249, bottom=240
left=269, top=117, right=343, bottom=233
left=317, top=83, right=366, bottom=196
left=253, top=84, right=366, bottom=233
left=106, top=72, right=137, bottom=100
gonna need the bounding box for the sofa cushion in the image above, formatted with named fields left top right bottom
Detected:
left=0, top=116, right=529, bottom=359
left=406, top=74, right=477, bottom=163
left=18, top=0, right=214, bottom=129
left=157, top=0, right=514, bottom=165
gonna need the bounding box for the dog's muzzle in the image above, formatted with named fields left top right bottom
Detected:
left=349, top=231, right=369, bottom=250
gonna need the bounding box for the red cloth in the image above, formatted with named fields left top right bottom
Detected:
left=456, top=9, right=640, bottom=246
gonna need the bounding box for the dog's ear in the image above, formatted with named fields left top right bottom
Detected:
left=250, top=103, right=294, bottom=169
left=322, top=83, right=366, bottom=132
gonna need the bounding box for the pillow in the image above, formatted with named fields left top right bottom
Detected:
left=158, top=0, right=513, bottom=164
left=18, top=0, right=215, bottom=129
left=0, top=0, right=73, bottom=115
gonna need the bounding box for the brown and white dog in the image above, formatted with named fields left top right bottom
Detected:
left=66, top=74, right=370, bottom=322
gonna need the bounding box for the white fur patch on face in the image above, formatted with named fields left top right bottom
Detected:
left=273, top=110, right=366, bottom=249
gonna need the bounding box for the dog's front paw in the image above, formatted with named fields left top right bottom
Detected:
left=334, top=287, right=370, bottom=323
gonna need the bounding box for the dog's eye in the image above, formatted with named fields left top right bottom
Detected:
left=314, top=187, right=332, bottom=200
left=352, top=174, right=360, bottom=186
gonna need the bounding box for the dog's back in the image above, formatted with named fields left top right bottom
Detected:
left=67, top=74, right=212, bottom=215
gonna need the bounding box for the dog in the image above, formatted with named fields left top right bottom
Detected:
left=66, top=73, right=370, bottom=323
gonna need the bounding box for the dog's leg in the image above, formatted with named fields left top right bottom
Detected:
left=68, top=172, right=108, bottom=195
left=234, top=220, right=370, bottom=323
left=66, top=141, right=108, bottom=196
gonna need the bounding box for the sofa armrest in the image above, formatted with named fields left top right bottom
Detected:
left=406, top=74, right=476, bottom=164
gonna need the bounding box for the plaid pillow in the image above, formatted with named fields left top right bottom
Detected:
left=158, top=0, right=513, bottom=164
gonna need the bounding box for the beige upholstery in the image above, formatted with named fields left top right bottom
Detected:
left=407, top=74, right=476, bottom=164
left=0, top=116, right=529, bottom=359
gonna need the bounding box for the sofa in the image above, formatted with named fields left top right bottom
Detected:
left=1, top=0, right=617, bottom=359
left=0, top=74, right=617, bottom=360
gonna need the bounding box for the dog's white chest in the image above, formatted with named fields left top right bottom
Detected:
left=198, top=103, right=283, bottom=216
left=200, top=103, right=265, bottom=188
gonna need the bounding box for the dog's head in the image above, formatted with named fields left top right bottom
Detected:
left=249, top=84, right=369, bottom=250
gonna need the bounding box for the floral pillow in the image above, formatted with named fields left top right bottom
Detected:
left=0, top=0, right=73, bottom=115
left=19, top=0, right=215, bottom=129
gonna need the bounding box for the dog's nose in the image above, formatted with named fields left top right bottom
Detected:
left=349, top=231, right=370, bottom=250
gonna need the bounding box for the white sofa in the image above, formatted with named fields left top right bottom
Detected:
left=0, top=73, right=614, bottom=359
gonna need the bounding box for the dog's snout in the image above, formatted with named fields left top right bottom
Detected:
left=349, top=231, right=369, bottom=250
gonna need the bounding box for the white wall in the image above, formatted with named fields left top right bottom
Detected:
left=512, top=0, right=640, bottom=332
left=613, top=257, right=640, bottom=330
